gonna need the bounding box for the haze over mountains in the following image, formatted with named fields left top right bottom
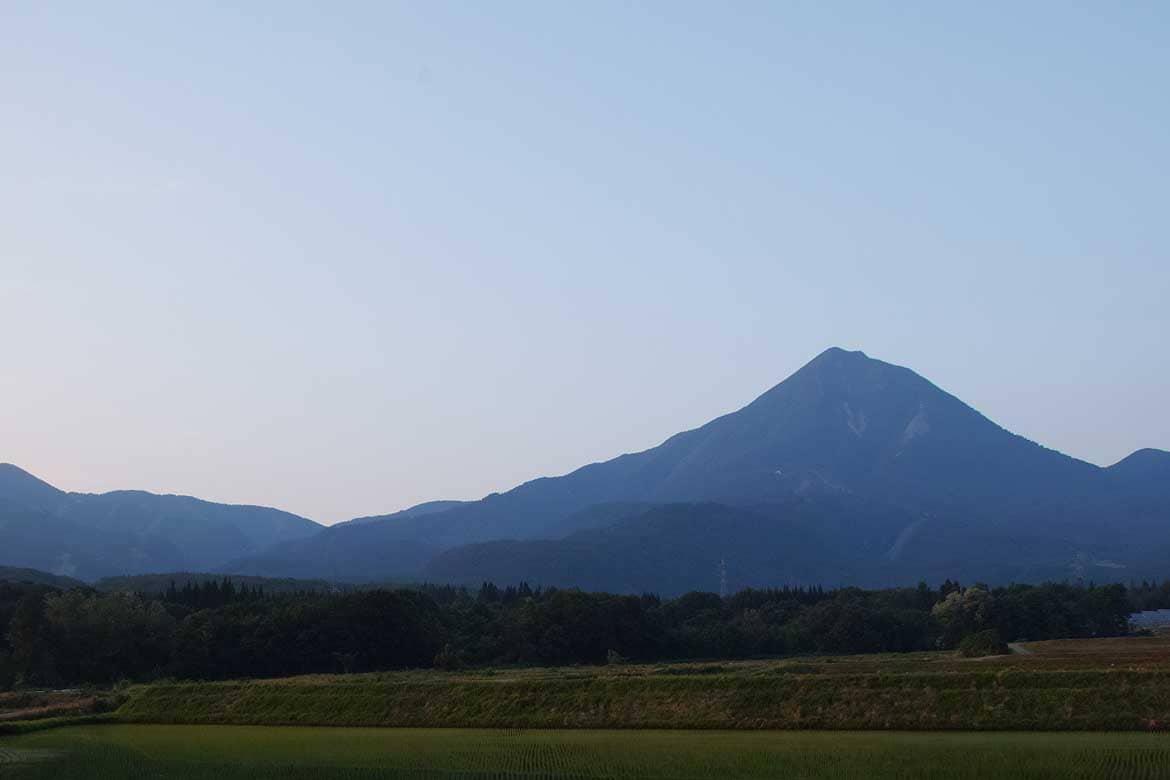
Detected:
left=3, top=348, right=1167, bottom=591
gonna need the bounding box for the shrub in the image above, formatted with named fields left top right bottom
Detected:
left=958, top=629, right=1008, bottom=658
left=434, top=644, right=464, bottom=671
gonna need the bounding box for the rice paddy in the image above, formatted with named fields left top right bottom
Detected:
left=6, top=638, right=1170, bottom=777
left=4, top=725, right=1170, bottom=779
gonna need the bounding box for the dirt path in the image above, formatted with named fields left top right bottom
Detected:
left=0, top=698, right=95, bottom=721
left=1007, top=642, right=1033, bottom=655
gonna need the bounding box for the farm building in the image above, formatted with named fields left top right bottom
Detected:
left=1129, top=609, right=1170, bottom=631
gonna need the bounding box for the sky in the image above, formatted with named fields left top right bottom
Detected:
left=2, top=2, right=1167, bottom=524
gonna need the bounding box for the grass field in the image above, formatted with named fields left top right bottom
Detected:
left=115, top=636, right=1170, bottom=731
left=6, top=724, right=1170, bottom=779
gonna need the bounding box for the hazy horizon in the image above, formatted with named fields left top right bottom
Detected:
left=4, top=3, right=1167, bottom=523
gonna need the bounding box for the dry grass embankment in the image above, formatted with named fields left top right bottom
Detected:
left=116, top=636, right=1170, bottom=731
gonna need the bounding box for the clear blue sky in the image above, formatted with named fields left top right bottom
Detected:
left=3, top=2, right=1167, bottom=523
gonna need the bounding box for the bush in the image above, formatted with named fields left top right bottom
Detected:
left=434, top=644, right=464, bottom=671
left=958, top=629, right=1008, bottom=658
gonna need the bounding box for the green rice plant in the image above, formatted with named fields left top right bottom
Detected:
left=6, top=725, right=1170, bottom=779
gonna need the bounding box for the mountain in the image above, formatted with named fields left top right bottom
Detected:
left=12, top=348, right=1167, bottom=590
left=383, top=347, right=1104, bottom=545
left=230, top=347, right=1160, bottom=588
left=0, top=465, right=323, bottom=581
left=0, top=464, right=67, bottom=513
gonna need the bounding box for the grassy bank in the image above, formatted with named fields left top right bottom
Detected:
left=0, top=690, right=123, bottom=735
left=0, top=714, right=116, bottom=736
left=116, top=638, right=1170, bottom=731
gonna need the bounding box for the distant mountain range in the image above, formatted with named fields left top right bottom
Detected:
left=0, top=464, right=321, bottom=580
left=4, top=348, right=1168, bottom=591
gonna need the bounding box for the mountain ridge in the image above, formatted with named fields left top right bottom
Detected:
left=335, top=500, right=472, bottom=529
left=0, top=466, right=323, bottom=581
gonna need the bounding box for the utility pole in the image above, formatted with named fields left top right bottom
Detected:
left=719, top=556, right=727, bottom=599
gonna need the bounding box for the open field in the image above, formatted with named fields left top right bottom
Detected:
left=112, top=636, right=1170, bottom=731
left=6, top=724, right=1170, bottom=779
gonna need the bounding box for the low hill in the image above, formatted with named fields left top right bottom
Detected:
left=224, top=502, right=654, bottom=581
left=421, top=499, right=1108, bottom=594
left=0, top=565, right=85, bottom=589
left=422, top=501, right=914, bottom=593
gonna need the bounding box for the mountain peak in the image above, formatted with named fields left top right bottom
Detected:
left=1107, top=448, right=1170, bottom=485
left=810, top=346, right=871, bottom=364
left=795, top=347, right=903, bottom=384
left=757, top=347, right=920, bottom=406
left=0, top=462, right=34, bottom=476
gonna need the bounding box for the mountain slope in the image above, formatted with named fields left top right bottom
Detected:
left=0, top=497, right=187, bottom=580
left=422, top=500, right=919, bottom=593
left=334, top=500, right=471, bottom=529
left=220, top=520, right=440, bottom=582
left=0, top=467, right=323, bottom=580
left=0, top=464, right=67, bottom=513
left=420, top=498, right=1104, bottom=594
left=222, top=501, right=655, bottom=581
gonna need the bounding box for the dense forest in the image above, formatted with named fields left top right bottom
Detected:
left=0, top=576, right=1145, bottom=688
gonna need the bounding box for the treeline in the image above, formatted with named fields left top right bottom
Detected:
left=0, top=577, right=1133, bottom=687
left=1128, top=580, right=1170, bottom=612
left=160, top=579, right=321, bottom=609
